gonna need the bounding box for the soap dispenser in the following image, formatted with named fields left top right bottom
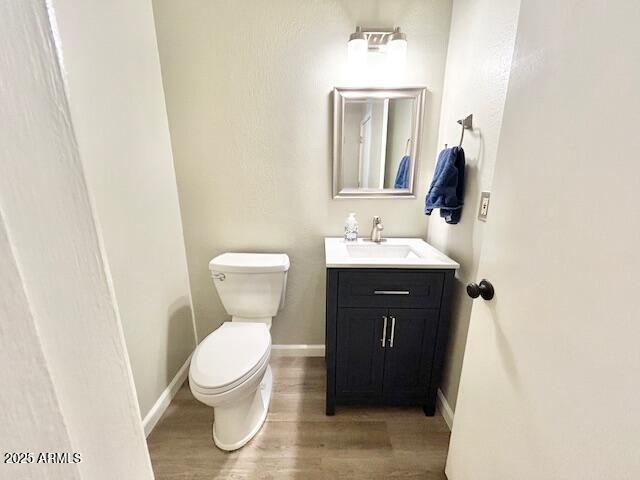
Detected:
left=344, top=213, right=359, bottom=242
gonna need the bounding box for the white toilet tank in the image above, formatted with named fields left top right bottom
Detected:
left=209, top=253, right=289, bottom=326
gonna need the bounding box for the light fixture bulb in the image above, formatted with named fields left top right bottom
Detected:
left=388, top=37, right=407, bottom=57
left=388, top=28, right=407, bottom=70
left=348, top=28, right=368, bottom=69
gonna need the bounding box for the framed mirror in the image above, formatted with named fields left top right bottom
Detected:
left=332, top=87, right=426, bottom=199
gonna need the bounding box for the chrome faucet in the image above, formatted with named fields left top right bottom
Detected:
left=369, top=216, right=385, bottom=243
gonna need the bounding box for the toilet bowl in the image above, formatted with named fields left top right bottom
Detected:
left=190, top=322, right=272, bottom=450
left=189, top=252, right=289, bottom=451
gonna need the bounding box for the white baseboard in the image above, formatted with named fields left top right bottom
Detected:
left=271, top=344, right=325, bottom=357
left=437, top=388, right=454, bottom=431
left=142, top=354, right=191, bottom=437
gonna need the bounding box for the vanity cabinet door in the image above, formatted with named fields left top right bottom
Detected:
left=335, top=308, right=387, bottom=401
left=382, top=309, right=439, bottom=403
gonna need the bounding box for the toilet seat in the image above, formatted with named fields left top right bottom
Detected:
left=190, top=322, right=271, bottom=396
left=192, top=350, right=270, bottom=397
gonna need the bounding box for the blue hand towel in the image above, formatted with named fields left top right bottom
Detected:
left=425, top=146, right=465, bottom=224
left=394, top=155, right=411, bottom=188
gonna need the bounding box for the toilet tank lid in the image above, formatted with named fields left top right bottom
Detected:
left=209, top=253, right=290, bottom=273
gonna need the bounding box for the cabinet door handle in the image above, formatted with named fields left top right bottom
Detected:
left=374, top=290, right=410, bottom=295
left=381, top=316, right=388, bottom=348
left=389, top=316, right=396, bottom=348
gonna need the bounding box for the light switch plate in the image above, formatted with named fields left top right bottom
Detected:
left=478, top=191, right=491, bottom=221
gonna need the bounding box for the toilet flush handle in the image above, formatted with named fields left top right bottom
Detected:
left=212, top=272, right=226, bottom=281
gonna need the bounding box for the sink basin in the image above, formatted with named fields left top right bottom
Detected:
left=325, top=237, right=459, bottom=269
left=346, top=244, right=422, bottom=259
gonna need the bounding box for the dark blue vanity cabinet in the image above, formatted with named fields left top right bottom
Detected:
left=325, top=268, right=455, bottom=416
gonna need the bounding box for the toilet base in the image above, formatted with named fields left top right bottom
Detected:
left=212, top=365, right=272, bottom=451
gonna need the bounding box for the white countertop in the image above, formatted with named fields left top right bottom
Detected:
left=324, top=237, right=459, bottom=269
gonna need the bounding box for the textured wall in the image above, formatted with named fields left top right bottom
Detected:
left=0, top=206, right=79, bottom=480
left=426, top=0, right=521, bottom=412
left=153, top=0, right=453, bottom=344
left=0, top=1, right=153, bottom=477
left=51, top=0, right=196, bottom=418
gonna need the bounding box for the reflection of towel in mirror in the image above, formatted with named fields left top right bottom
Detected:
left=394, top=155, right=411, bottom=188
left=425, top=146, right=465, bottom=224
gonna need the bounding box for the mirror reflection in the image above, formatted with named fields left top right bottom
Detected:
left=333, top=87, right=426, bottom=198
left=342, top=98, right=414, bottom=190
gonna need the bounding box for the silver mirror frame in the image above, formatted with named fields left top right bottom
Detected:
left=332, top=86, right=427, bottom=199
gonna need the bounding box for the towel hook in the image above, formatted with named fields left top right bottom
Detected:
left=457, top=114, right=473, bottom=148
left=404, top=138, right=411, bottom=156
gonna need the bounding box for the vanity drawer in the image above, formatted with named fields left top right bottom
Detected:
left=337, top=270, right=444, bottom=308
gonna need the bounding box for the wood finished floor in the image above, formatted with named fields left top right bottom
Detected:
left=148, top=357, right=450, bottom=479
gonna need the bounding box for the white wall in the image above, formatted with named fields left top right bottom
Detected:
left=50, top=0, right=196, bottom=419
left=0, top=1, right=153, bottom=478
left=426, top=0, right=521, bottom=413
left=152, top=0, right=453, bottom=344
left=0, top=212, right=80, bottom=480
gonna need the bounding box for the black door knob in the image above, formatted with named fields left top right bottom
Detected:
left=466, top=279, right=495, bottom=300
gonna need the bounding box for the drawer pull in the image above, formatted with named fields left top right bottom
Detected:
left=381, top=316, right=388, bottom=348
left=373, top=290, right=410, bottom=295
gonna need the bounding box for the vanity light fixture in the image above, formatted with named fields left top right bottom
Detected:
left=347, top=26, right=407, bottom=65
left=387, top=27, right=407, bottom=65
left=347, top=27, right=368, bottom=67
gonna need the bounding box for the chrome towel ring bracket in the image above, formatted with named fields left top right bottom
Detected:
left=457, top=114, right=473, bottom=148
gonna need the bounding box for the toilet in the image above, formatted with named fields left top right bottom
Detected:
left=189, top=252, right=289, bottom=451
